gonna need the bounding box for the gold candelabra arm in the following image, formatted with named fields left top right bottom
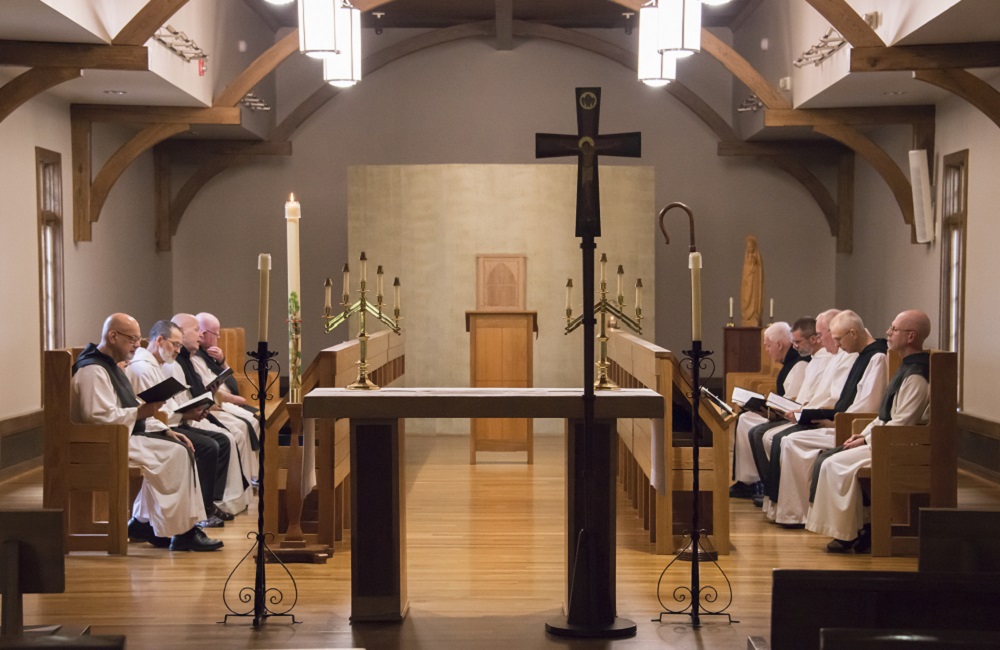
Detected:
left=323, top=300, right=362, bottom=333
left=364, top=300, right=402, bottom=334
left=604, top=302, right=642, bottom=334
left=565, top=313, right=585, bottom=334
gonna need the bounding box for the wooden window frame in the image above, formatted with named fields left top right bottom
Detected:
left=938, top=149, right=968, bottom=407
left=36, top=147, right=65, bottom=354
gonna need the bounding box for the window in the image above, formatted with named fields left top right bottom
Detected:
left=939, top=149, right=968, bottom=405
left=36, top=147, right=65, bottom=351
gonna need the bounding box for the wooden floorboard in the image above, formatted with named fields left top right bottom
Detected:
left=3, top=434, right=999, bottom=649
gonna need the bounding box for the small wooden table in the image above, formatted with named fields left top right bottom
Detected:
left=303, top=387, right=663, bottom=628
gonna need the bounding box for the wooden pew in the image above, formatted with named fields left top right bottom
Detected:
left=263, top=330, right=405, bottom=548
left=764, top=569, right=1000, bottom=650
left=832, top=351, right=957, bottom=557
left=42, top=348, right=138, bottom=555
left=607, top=330, right=733, bottom=555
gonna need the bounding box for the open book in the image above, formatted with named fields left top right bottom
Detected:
left=174, top=392, right=215, bottom=414
left=137, top=376, right=187, bottom=404
left=731, top=386, right=764, bottom=408
left=205, top=367, right=234, bottom=393
left=765, top=392, right=801, bottom=416
left=700, top=386, right=735, bottom=416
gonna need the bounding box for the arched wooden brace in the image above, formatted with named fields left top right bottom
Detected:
left=814, top=122, right=913, bottom=226
left=114, top=0, right=190, bottom=46
left=214, top=29, right=299, bottom=107
left=915, top=69, right=1000, bottom=132
left=89, top=123, right=189, bottom=231
left=0, top=67, right=80, bottom=124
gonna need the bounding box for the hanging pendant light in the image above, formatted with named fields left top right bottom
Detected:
left=638, top=5, right=677, bottom=87
left=299, top=0, right=339, bottom=58
left=322, top=1, right=362, bottom=87
left=657, top=0, right=701, bottom=59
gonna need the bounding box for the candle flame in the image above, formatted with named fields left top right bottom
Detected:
left=289, top=192, right=295, bottom=202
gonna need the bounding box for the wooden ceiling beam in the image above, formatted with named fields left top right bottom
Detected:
left=0, top=67, right=80, bottom=124
left=851, top=42, right=1000, bottom=72
left=114, top=0, right=190, bottom=46
left=0, top=40, right=147, bottom=70
left=804, top=0, right=884, bottom=48
left=764, top=106, right=935, bottom=127
left=71, top=105, right=240, bottom=124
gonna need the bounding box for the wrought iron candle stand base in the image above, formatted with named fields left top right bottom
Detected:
left=653, top=341, right=737, bottom=628
left=221, top=341, right=300, bottom=628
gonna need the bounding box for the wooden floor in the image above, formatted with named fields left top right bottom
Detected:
left=4, top=434, right=1000, bottom=649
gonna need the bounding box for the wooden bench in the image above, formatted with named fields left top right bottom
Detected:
left=763, top=568, right=1000, bottom=650
left=607, top=330, right=733, bottom=555
left=42, top=348, right=139, bottom=555
left=263, top=330, right=405, bottom=548
left=217, top=326, right=280, bottom=422
left=832, top=351, right=957, bottom=557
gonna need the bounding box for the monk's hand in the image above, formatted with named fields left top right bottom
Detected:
left=167, top=430, right=195, bottom=454
left=137, top=401, right=165, bottom=420
left=785, top=409, right=799, bottom=423
left=844, top=434, right=865, bottom=449
left=205, top=345, right=225, bottom=364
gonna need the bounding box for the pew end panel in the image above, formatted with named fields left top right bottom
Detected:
left=859, top=351, right=958, bottom=557
left=608, top=330, right=730, bottom=555
left=43, top=349, right=136, bottom=555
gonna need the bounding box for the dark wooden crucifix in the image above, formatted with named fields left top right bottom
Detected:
left=536, top=87, right=641, bottom=639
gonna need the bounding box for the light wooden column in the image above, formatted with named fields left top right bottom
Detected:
left=466, top=311, right=537, bottom=464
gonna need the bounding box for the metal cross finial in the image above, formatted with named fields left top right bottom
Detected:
left=657, top=202, right=697, bottom=252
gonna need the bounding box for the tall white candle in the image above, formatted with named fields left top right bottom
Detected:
left=770, top=298, right=774, bottom=319
left=285, top=194, right=301, bottom=301
left=376, top=265, right=384, bottom=299
left=729, top=296, right=733, bottom=319
left=359, top=251, right=367, bottom=286
left=324, top=277, right=333, bottom=310
left=600, top=253, right=607, bottom=285
left=342, top=263, right=350, bottom=300
left=635, top=279, right=643, bottom=311
left=257, top=254, right=271, bottom=341
left=565, top=279, right=573, bottom=310
left=617, top=265, right=624, bottom=300
left=689, top=252, right=703, bottom=341
left=393, top=277, right=401, bottom=311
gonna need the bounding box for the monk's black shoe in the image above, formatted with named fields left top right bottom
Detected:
left=128, top=517, right=170, bottom=548
left=170, top=527, right=224, bottom=552
left=729, top=482, right=755, bottom=499
left=852, top=526, right=872, bottom=554
left=211, top=505, right=235, bottom=521
left=826, top=538, right=856, bottom=553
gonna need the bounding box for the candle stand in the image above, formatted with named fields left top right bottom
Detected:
left=565, top=255, right=642, bottom=390
left=654, top=202, right=736, bottom=629
left=324, top=252, right=402, bottom=389
left=221, top=341, right=300, bottom=627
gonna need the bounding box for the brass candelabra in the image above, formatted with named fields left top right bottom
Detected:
left=565, top=253, right=642, bottom=390
left=323, top=252, right=402, bottom=390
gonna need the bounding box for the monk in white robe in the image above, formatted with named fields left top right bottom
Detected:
left=806, top=310, right=932, bottom=552
left=770, top=310, right=889, bottom=526
left=72, top=313, right=222, bottom=551
left=127, top=320, right=250, bottom=516
left=730, top=321, right=810, bottom=497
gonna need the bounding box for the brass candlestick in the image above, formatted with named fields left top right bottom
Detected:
left=323, top=252, right=402, bottom=389
left=565, top=254, right=642, bottom=390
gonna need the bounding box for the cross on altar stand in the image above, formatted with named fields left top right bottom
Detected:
left=535, top=87, right=642, bottom=638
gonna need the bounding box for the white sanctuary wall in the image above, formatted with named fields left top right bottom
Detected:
left=171, top=34, right=836, bottom=417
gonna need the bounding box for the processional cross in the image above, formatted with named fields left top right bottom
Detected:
left=535, top=88, right=641, bottom=639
